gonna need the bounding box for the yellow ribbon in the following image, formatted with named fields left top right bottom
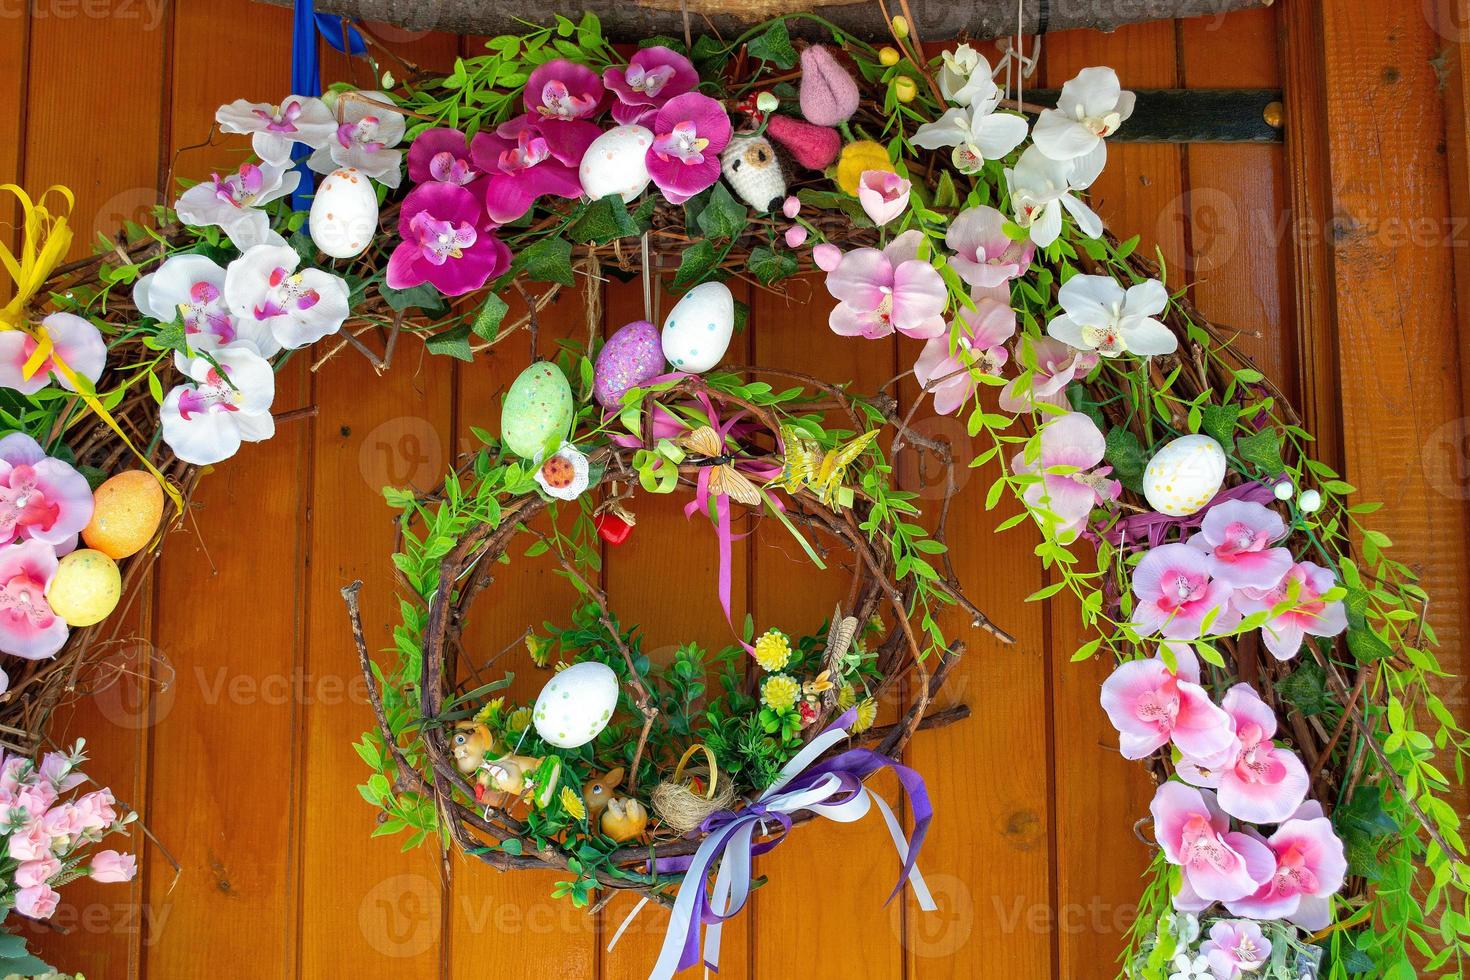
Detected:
left=0, top=184, right=182, bottom=512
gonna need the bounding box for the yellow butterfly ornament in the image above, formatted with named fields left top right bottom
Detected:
left=676, top=424, right=763, bottom=507
left=775, top=424, right=881, bottom=508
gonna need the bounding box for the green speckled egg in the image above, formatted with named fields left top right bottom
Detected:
left=501, top=362, right=573, bottom=459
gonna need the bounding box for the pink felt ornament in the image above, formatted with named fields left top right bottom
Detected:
left=766, top=115, right=841, bottom=171
left=798, top=45, right=860, bottom=126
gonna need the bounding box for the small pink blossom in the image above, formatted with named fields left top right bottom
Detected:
left=998, top=336, right=1098, bottom=413
left=1225, top=812, right=1347, bottom=929
left=41, top=801, right=84, bottom=843
left=785, top=225, right=809, bottom=248
left=14, top=883, right=60, bottom=919
left=14, top=854, right=60, bottom=889
left=812, top=243, right=842, bottom=272
left=8, top=820, right=53, bottom=861
left=825, top=230, right=946, bottom=340
left=1200, top=919, right=1272, bottom=979
left=1232, top=561, right=1347, bottom=661
left=1098, top=644, right=1234, bottom=762
left=72, top=788, right=117, bottom=832
left=1131, top=543, right=1239, bottom=640
left=781, top=196, right=801, bottom=219
left=1188, top=500, right=1293, bottom=591
left=1151, top=782, right=1274, bottom=905
left=88, top=848, right=137, bottom=884
left=1176, top=684, right=1309, bottom=824
left=37, top=751, right=85, bottom=793
left=914, top=296, right=1015, bottom=415
left=856, top=170, right=910, bottom=226
left=0, top=539, right=67, bottom=660
left=1011, top=412, right=1121, bottom=539
left=14, top=783, right=56, bottom=821
left=945, top=204, right=1035, bottom=292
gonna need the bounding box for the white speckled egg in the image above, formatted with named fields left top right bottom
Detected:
left=533, top=662, right=619, bottom=749
left=661, top=281, right=734, bottom=374
left=1143, top=434, right=1228, bottom=517
left=579, top=125, right=653, bottom=204
left=309, top=167, right=379, bottom=259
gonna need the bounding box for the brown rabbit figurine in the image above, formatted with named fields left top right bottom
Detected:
left=582, top=767, right=625, bottom=822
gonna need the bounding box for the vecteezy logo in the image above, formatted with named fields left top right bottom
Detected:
left=358, top=872, right=440, bottom=959
left=357, top=416, right=445, bottom=494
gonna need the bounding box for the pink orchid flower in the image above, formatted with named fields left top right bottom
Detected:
left=1233, top=560, right=1347, bottom=661
left=385, top=182, right=512, bottom=298
left=524, top=60, right=606, bottom=160
left=174, top=161, right=297, bottom=251
left=945, top=204, right=1036, bottom=293
left=998, top=336, right=1098, bottom=413
left=645, top=93, right=732, bottom=205
left=0, top=312, right=106, bottom=397
left=604, top=47, right=698, bottom=126
left=224, top=244, right=351, bottom=354
left=1152, top=782, right=1274, bottom=905
left=0, top=433, right=94, bottom=548
left=406, top=127, right=487, bottom=198
left=307, top=90, right=405, bottom=188
left=472, top=121, right=588, bottom=225
left=914, top=295, right=1016, bottom=415
left=1200, top=920, right=1272, bottom=979
left=1131, top=543, right=1240, bottom=640
left=1188, top=499, right=1293, bottom=590
left=856, top=170, right=911, bottom=226
left=826, top=230, right=947, bottom=340
left=1176, top=683, right=1309, bottom=824
left=1011, top=412, right=1121, bottom=539
left=215, top=95, right=335, bottom=166
left=14, top=883, right=59, bottom=919
left=1099, top=644, right=1235, bottom=762
left=1225, top=810, right=1347, bottom=929
left=0, top=539, right=67, bottom=660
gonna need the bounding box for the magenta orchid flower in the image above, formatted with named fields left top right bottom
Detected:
left=406, top=128, right=486, bottom=197
left=214, top=95, right=334, bottom=165
left=0, top=313, right=106, bottom=397
left=825, top=230, right=947, bottom=340
left=307, top=91, right=405, bottom=187
left=0, top=433, right=94, bottom=549
left=914, top=295, right=1015, bottom=415
left=1188, top=499, right=1294, bottom=591
left=1233, top=560, right=1347, bottom=661
left=471, top=122, right=586, bottom=224
left=946, top=204, right=1036, bottom=294
left=385, top=182, right=512, bottom=298
left=1224, top=810, right=1347, bottom=929
left=1151, top=782, right=1274, bottom=905
left=522, top=60, right=606, bottom=162
left=0, top=539, right=68, bottom=661
left=1099, top=644, right=1235, bottom=763
left=998, top=336, right=1098, bottom=413
left=1131, top=543, right=1240, bottom=640
left=645, top=93, right=732, bottom=205
left=1176, top=683, right=1309, bottom=824
left=174, top=161, right=297, bottom=251
left=604, top=47, right=698, bottom=126
left=1200, top=920, right=1272, bottom=979
left=160, top=348, right=276, bottom=466
left=224, top=245, right=350, bottom=355
left=1011, top=412, right=1121, bottom=539
left=856, top=170, right=911, bottom=227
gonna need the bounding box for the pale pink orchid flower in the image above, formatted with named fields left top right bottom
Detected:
left=1188, top=499, right=1293, bottom=591
left=1225, top=811, right=1347, bottom=929
left=825, top=230, right=947, bottom=340
left=14, top=883, right=60, bottom=919
left=1098, top=644, right=1235, bottom=762
left=1232, top=560, right=1347, bottom=661
left=1011, top=412, right=1121, bottom=540
left=945, top=204, right=1035, bottom=292
left=1199, top=919, right=1272, bottom=980
left=1176, top=684, right=1309, bottom=824
left=1131, top=543, right=1240, bottom=640
left=914, top=295, right=1016, bottom=415
left=215, top=95, right=335, bottom=166
left=0, top=312, right=106, bottom=397
left=856, top=170, right=910, bottom=226
left=87, top=849, right=137, bottom=884
left=1152, top=782, right=1274, bottom=905
left=14, top=854, right=61, bottom=890
left=998, top=336, right=1098, bottom=414
left=0, top=539, right=68, bottom=660
left=0, top=433, right=95, bottom=549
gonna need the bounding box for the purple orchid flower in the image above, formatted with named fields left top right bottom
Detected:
left=645, top=93, right=732, bottom=205
left=470, top=122, right=586, bottom=225
left=386, top=182, right=511, bottom=297
left=406, top=128, right=486, bottom=197
left=604, top=47, right=698, bottom=126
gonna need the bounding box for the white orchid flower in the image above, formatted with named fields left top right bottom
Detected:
left=1033, top=67, right=1136, bottom=161
left=223, top=245, right=351, bottom=356
left=308, top=90, right=406, bottom=188
left=161, top=348, right=276, bottom=466
left=214, top=95, right=336, bottom=166
left=1003, top=145, right=1104, bottom=247
left=912, top=97, right=1028, bottom=173
left=937, top=44, right=998, bottom=107
left=1046, top=274, right=1176, bottom=358
left=174, top=161, right=297, bottom=252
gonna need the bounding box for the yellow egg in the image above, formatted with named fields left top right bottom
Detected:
left=82, top=470, right=164, bottom=559
left=45, top=550, right=121, bottom=628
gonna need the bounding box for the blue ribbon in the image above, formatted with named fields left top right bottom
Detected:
left=289, top=0, right=368, bottom=209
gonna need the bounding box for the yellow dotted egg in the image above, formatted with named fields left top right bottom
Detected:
left=46, top=549, right=122, bottom=628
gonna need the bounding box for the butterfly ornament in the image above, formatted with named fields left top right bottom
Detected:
left=775, top=425, right=881, bottom=508
left=677, top=424, right=763, bottom=508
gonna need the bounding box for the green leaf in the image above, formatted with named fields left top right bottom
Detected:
left=471, top=292, right=509, bottom=341
left=424, top=324, right=476, bottom=361
left=696, top=183, right=749, bottom=241
left=746, top=19, right=796, bottom=69
left=1235, top=426, right=1285, bottom=476
left=1345, top=588, right=1395, bottom=662
left=1273, top=659, right=1334, bottom=717
left=1199, top=403, right=1238, bottom=448
left=514, top=236, right=576, bottom=286
left=381, top=281, right=449, bottom=314
left=748, top=246, right=798, bottom=286
left=567, top=194, right=641, bottom=244
left=933, top=170, right=959, bottom=209
left=1104, top=427, right=1147, bottom=494
left=673, top=240, right=721, bottom=287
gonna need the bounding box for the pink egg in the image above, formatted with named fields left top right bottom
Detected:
left=594, top=320, right=665, bottom=408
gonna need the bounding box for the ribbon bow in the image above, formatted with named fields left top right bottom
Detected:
left=641, top=708, right=937, bottom=979
left=0, top=184, right=182, bottom=511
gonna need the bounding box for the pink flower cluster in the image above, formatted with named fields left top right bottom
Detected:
left=0, top=741, right=135, bottom=919
left=1131, top=498, right=1347, bottom=656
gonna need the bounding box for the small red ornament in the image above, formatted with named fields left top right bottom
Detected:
left=595, top=512, right=634, bottom=545
left=798, top=700, right=819, bottom=727
left=734, top=92, right=768, bottom=125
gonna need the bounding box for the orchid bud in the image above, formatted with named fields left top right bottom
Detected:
left=891, top=15, right=910, bottom=39
left=799, top=45, right=860, bottom=127
left=1298, top=489, right=1322, bottom=514
left=1273, top=480, right=1293, bottom=500
left=879, top=46, right=900, bottom=67
left=756, top=91, right=779, bottom=113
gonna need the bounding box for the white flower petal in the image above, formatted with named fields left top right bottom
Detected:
left=1060, top=193, right=1103, bottom=239
left=1125, top=279, right=1170, bottom=319
left=910, top=108, right=970, bottom=150
left=969, top=111, right=1029, bottom=161
left=1031, top=109, right=1100, bottom=161
left=160, top=387, right=242, bottom=466
left=1119, top=316, right=1178, bottom=356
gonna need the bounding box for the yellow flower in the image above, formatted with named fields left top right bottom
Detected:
left=836, top=141, right=896, bottom=195
left=894, top=77, right=918, bottom=103
left=879, top=46, right=900, bottom=67
left=852, top=697, right=878, bottom=733
left=754, top=629, right=791, bottom=671
left=473, top=698, right=504, bottom=726
left=507, top=707, right=532, bottom=734
left=526, top=633, right=552, bottom=667
left=559, top=786, right=587, bottom=821
left=761, top=674, right=801, bottom=711
left=837, top=683, right=858, bottom=710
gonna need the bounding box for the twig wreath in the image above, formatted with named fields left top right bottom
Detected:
left=0, top=4, right=1467, bottom=978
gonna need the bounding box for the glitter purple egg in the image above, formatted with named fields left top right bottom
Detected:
left=594, top=320, right=665, bottom=408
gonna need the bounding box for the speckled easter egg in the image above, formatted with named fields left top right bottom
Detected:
left=309, top=167, right=379, bottom=259
left=82, top=470, right=164, bottom=559
left=533, top=662, right=618, bottom=749
left=45, top=549, right=121, bottom=628
left=661, top=282, right=734, bottom=374
left=502, top=362, right=574, bottom=459
left=594, top=320, right=664, bottom=408
left=579, top=125, right=653, bottom=203
left=1143, top=434, right=1228, bottom=517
